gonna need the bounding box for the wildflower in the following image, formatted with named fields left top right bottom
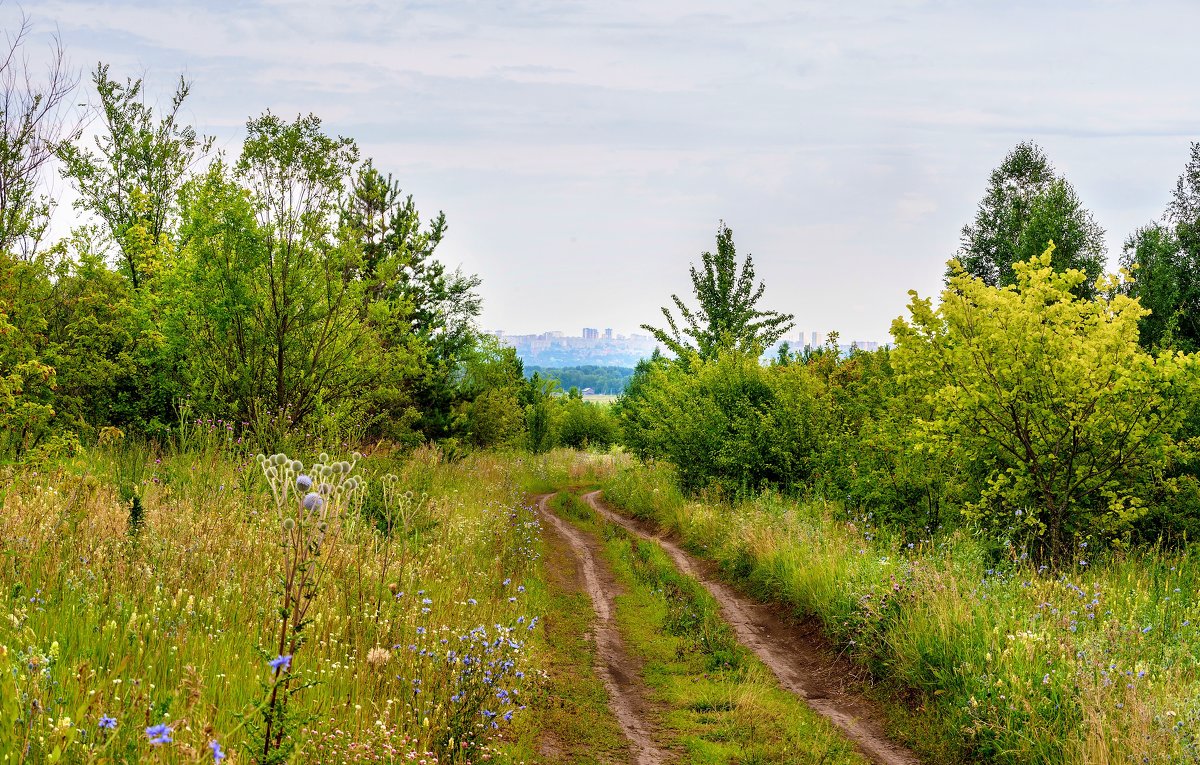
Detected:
left=366, top=647, right=391, bottom=669
left=146, top=723, right=173, bottom=745
left=210, top=740, right=226, bottom=763
left=269, top=654, right=292, bottom=672
left=303, top=493, right=323, bottom=512
left=98, top=715, right=117, bottom=730
left=296, top=474, right=313, bottom=491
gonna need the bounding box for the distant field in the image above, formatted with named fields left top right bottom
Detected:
left=583, top=393, right=619, bottom=405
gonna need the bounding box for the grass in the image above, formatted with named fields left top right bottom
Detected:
left=547, top=489, right=870, bottom=765
left=0, top=444, right=547, bottom=763
left=601, top=459, right=1200, bottom=765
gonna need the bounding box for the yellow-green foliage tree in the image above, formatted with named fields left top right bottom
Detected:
left=892, top=246, right=1199, bottom=557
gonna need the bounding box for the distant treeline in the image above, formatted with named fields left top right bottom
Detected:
left=525, top=366, right=635, bottom=394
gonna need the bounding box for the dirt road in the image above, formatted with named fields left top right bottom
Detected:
left=536, top=494, right=672, bottom=765
left=582, top=491, right=920, bottom=765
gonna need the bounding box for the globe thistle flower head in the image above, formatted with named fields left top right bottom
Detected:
left=282, top=517, right=296, bottom=531
left=303, top=492, right=323, bottom=512
left=272, top=453, right=286, bottom=467
left=319, top=452, right=329, bottom=463
left=296, top=474, right=313, bottom=491
left=290, top=460, right=303, bottom=473
left=318, top=482, right=333, bottom=497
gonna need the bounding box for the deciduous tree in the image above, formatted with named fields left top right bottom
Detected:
left=57, top=65, right=211, bottom=288
left=894, top=247, right=1197, bottom=557
left=0, top=12, right=80, bottom=257
left=958, top=142, right=1106, bottom=296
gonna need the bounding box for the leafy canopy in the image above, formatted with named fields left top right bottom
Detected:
left=893, top=246, right=1198, bottom=557
left=642, top=222, right=794, bottom=360
left=958, top=141, right=1106, bottom=297
left=1121, top=142, right=1200, bottom=353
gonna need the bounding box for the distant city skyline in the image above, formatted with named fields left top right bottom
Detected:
left=488, top=327, right=885, bottom=346
left=489, top=327, right=883, bottom=367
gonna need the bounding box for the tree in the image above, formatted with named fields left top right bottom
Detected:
left=1118, top=143, right=1200, bottom=353
left=1119, top=224, right=1199, bottom=351
left=1168, top=141, right=1200, bottom=256
left=57, top=64, right=211, bottom=288
left=0, top=250, right=57, bottom=455
left=642, top=222, right=794, bottom=360
left=0, top=12, right=80, bottom=257
left=341, top=162, right=482, bottom=438
left=893, top=247, right=1197, bottom=558
left=616, top=349, right=819, bottom=494
left=958, top=141, right=1106, bottom=296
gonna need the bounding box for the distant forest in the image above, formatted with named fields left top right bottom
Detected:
left=525, top=366, right=635, bottom=394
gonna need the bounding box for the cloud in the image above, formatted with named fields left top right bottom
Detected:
left=10, top=0, right=1200, bottom=340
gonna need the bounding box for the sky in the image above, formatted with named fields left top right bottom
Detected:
left=10, top=0, right=1200, bottom=342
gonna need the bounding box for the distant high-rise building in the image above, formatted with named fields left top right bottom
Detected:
left=811, top=331, right=824, bottom=348
left=604, top=327, right=613, bottom=339
left=583, top=327, right=599, bottom=340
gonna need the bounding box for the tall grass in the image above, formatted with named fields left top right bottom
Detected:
left=602, top=461, right=1200, bottom=764
left=0, top=445, right=544, bottom=763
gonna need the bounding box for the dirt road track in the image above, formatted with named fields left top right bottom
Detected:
left=536, top=494, right=672, bottom=765
left=583, top=491, right=920, bottom=765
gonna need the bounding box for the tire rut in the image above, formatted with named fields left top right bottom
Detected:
left=583, top=491, right=921, bottom=765
left=536, top=494, right=672, bottom=765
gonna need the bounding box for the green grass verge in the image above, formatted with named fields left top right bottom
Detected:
left=600, top=459, right=1200, bottom=765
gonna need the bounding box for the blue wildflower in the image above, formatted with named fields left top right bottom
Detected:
left=210, top=740, right=226, bottom=762
left=98, top=715, right=117, bottom=730
left=296, top=474, right=313, bottom=491
left=302, top=493, right=323, bottom=512
left=269, top=654, right=292, bottom=672
left=146, top=723, right=173, bottom=745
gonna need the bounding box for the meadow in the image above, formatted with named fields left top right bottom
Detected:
left=0, top=437, right=549, bottom=764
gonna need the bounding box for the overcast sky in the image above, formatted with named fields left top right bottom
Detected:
left=12, top=0, right=1200, bottom=341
